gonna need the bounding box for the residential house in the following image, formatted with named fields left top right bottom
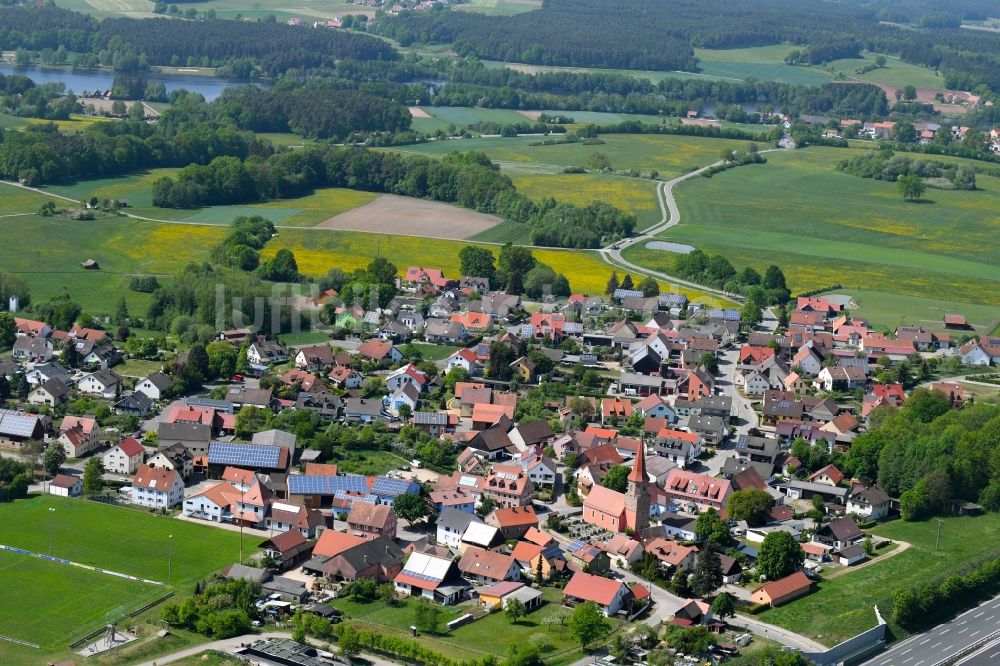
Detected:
left=28, top=379, right=69, bottom=407
left=295, top=345, right=336, bottom=372
left=751, top=571, right=813, bottom=607
left=103, top=437, right=145, bottom=475
left=808, top=464, right=844, bottom=487
left=458, top=546, right=520, bottom=585
left=645, top=538, right=698, bottom=573
left=48, top=474, right=82, bottom=497
left=813, top=517, right=864, bottom=551
left=652, top=429, right=702, bottom=468
left=662, top=469, right=732, bottom=512
left=0, top=409, right=46, bottom=449
left=57, top=415, right=99, bottom=458
left=437, top=508, right=484, bottom=550
left=509, top=356, right=537, bottom=383
left=305, top=534, right=404, bottom=583
left=259, top=530, right=313, bottom=569
left=387, top=382, right=420, bottom=417
left=687, top=414, right=727, bottom=447
left=347, top=502, right=397, bottom=541
left=393, top=551, right=467, bottom=604
left=478, top=581, right=543, bottom=611
left=265, top=501, right=323, bottom=539
left=131, top=464, right=184, bottom=508
left=485, top=505, right=539, bottom=540
left=847, top=482, right=891, bottom=521
left=482, top=464, right=533, bottom=508
left=445, top=348, right=480, bottom=375
left=246, top=337, right=289, bottom=369
left=114, top=391, right=153, bottom=417
left=146, top=442, right=194, bottom=479
left=344, top=398, right=390, bottom=423
left=328, top=366, right=363, bottom=389
left=636, top=394, right=678, bottom=423
left=357, top=339, right=403, bottom=364
left=563, top=571, right=631, bottom=616
left=78, top=369, right=122, bottom=399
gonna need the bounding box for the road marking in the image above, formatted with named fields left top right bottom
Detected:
left=941, top=629, right=951, bottom=635
left=974, top=611, right=984, bottom=617
left=901, top=657, right=913, bottom=664
left=930, top=642, right=942, bottom=648
left=968, top=630, right=980, bottom=637
left=901, top=649, right=912, bottom=655
left=958, top=627, right=969, bottom=634
left=919, top=638, right=930, bottom=645
left=988, top=650, right=1000, bottom=660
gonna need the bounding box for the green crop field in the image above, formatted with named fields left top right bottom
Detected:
left=761, top=513, right=1000, bottom=646
left=391, top=133, right=754, bottom=179
left=419, top=106, right=532, bottom=127
left=693, top=46, right=832, bottom=85
left=0, top=496, right=247, bottom=661
left=58, top=0, right=371, bottom=20
left=480, top=60, right=726, bottom=83
left=825, top=53, right=945, bottom=89
left=625, top=145, right=1000, bottom=328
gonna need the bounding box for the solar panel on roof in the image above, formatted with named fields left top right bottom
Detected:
left=567, top=539, right=586, bottom=553
left=0, top=410, right=40, bottom=438
left=208, top=442, right=282, bottom=469
left=288, top=474, right=368, bottom=495
left=371, top=476, right=414, bottom=498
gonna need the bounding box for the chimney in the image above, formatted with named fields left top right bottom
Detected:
left=258, top=335, right=266, bottom=345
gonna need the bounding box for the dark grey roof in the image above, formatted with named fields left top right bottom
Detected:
left=158, top=421, right=212, bottom=443
left=438, top=507, right=483, bottom=533
left=263, top=575, right=308, bottom=596
left=224, top=563, right=271, bottom=583
left=333, top=535, right=404, bottom=571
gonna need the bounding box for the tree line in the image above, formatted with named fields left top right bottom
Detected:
left=837, top=150, right=977, bottom=190
left=151, top=147, right=636, bottom=249
left=0, top=5, right=397, bottom=77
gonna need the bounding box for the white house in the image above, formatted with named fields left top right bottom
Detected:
left=445, top=348, right=479, bottom=375
left=792, top=346, right=823, bottom=376
left=847, top=483, right=891, bottom=521
left=102, top=437, right=145, bottom=475
left=135, top=371, right=172, bottom=400
left=385, top=364, right=428, bottom=393
left=521, top=452, right=557, bottom=488
left=436, top=508, right=483, bottom=550
left=48, top=474, right=82, bottom=497
left=387, top=383, right=420, bottom=416
left=78, top=369, right=122, bottom=399
left=328, top=366, right=363, bottom=389
left=131, top=464, right=184, bottom=508
left=635, top=394, right=677, bottom=423
left=28, top=379, right=69, bottom=407
left=246, top=337, right=289, bottom=369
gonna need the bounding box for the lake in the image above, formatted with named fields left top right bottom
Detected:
left=0, top=63, right=255, bottom=101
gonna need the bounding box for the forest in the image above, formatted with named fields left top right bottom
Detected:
left=375, top=0, right=1000, bottom=94
left=0, top=5, right=397, bottom=76
left=843, top=389, right=1000, bottom=515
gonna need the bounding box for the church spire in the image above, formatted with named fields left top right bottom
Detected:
left=628, top=442, right=646, bottom=483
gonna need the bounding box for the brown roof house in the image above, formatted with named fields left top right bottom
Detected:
left=347, top=502, right=398, bottom=541
left=751, top=571, right=813, bottom=607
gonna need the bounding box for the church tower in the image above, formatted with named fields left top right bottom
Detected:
left=624, top=444, right=650, bottom=534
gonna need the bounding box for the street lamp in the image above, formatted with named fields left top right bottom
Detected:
left=48, top=507, right=55, bottom=556
left=168, top=534, right=173, bottom=586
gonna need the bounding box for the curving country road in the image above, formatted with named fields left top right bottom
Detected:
left=599, top=147, right=785, bottom=304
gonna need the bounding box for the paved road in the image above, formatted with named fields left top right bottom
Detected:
left=956, top=636, right=1000, bottom=666
left=862, top=593, right=1000, bottom=666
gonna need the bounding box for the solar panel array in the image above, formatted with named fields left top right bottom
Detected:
left=0, top=409, right=40, bottom=438
left=567, top=539, right=586, bottom=553
left=288, top=474, right=368, bottom=495
left=371, top=476, right=415, bottom=498
left=708, top=308, right=740, bottom=321
left=208, top=442, right=282, bottom=469
left=563, top=322, right=583, bottom=334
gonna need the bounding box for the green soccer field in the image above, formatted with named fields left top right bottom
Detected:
left=0, top=496, right=250, bottom=662
left=0, top=496, right=247, bottom=587
left=0, top=549, right=163, bottom=650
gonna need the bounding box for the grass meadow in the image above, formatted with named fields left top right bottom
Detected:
left=760, top=513, right=1000, bottom=646
left=508, top=172, right=662, bottom=230
left=625, top=145, right=1000, bottom=327
left=390, top=133, right=754, bottom=179
left=453, top=0, right=541, bottom=16
left=0, top=495, right=246, bottom=660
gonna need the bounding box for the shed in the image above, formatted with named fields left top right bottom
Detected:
left=81, top=259, right=100, bottom=270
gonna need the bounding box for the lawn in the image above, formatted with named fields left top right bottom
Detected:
left=278, top=329, right=332, bottom=346
left=331, top=588, right=609, bottom=662
left=626, top=145, right=1000, bottom=320
left=421, top=106, right=531, bottom=127
left=0, top=549, right=163, bottom=651
left=390, top=133, right=754, bottom=179
left=408, top=342, right=463, bottom=361
left=760, top=513, right=1000, bottom=646
left=115, top=357, right=167, bottom=378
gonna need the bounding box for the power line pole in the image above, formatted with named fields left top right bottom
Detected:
left=935, top=519, right=943, bottom=552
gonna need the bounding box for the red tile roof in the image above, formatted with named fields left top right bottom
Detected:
left=116, top=436, right=144, bottom=457
left=564, top=571, right=625, bottom=606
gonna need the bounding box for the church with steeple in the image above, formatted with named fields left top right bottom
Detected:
left=582, top=444, right=652, bottom=535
